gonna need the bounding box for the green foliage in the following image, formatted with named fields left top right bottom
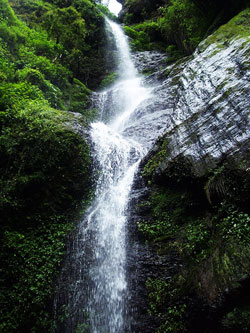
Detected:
left=123, top=13, right=134, bottom=25
left=140, top=150, right=250, bottom=330
left=66, top=78, right=92, bottom=116
left=199, top=8, right=250, bottom=52
left=8, top=0, right=109, bottom=89
left=215, top=203, right=250, bottom=243
left=0, top=81, right=43, bottom=111
left=0, top=40, right=15, bottom=81
left=146, top=277, right=168, bottom=315
left=0, top=0, right=104, bottom=329
left=8, top=0, right=53, bottom=26
left=100, top=72, right=118, bottom=89
left=146, top=277, right=187, bottom=332
left=122, top=0, right=250, bottom=55
left=181, top=219, right=211, bottom=262
left=137, top=190, right=184, bottom=240
left=0, top=0, right=18, bottom=24
left=123, top=0, right=164, bottom=24
left=165, top=44, right=183, bottom=63
left=0, top=0, right=106, bottom=116
left=156, top=304, right=187, bottom=333
left=0, top=100, right=91, bottom=222
left=222, top=305, right=250, bottom=331
left=142, top=138, right=168, bottom=178
left=123, top=24, right=154, bottom=51
left=75, top=322, right=90, bottom=333
left=136, top=185, right=203, bottom=245
left=0, top=99, right=92, bottom=330
left=0, top=218, right=73, bottom=332
left=157, top=0, right=209, bottom=54
left=137, top=216, right=173, bottom=240
left=96, top=3, right=118, bottom=21
left=123, top=19, right=168, bottom=52
left=42, top=6, right=86, bottom=50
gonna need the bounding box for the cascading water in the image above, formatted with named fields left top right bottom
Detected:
left=54, top=18, right=152, bottom=332
left=53, top=8, right=250, bottom=333
left=85, top=18, right=151, bottom=332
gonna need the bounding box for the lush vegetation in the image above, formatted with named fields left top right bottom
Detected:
left=8, top=0, right=113, bottom=88
left=1, top=0, right=250, bottom=331
left=122, top=0, right=250, bottom=58
left=0, top=0, right=114, bottom=330
left=138, top=141, right=250, bottom=331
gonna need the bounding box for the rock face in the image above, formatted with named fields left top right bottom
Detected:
left=126, top=175, right=183, bottom=333
left=127, top=38, right=250, bottom=177
left=126, top=9, right=250, bottom=332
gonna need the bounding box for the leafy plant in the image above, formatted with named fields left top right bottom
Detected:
left=146, top=277, right=187, bottom=332
left=204, top=166, right=227, bottom=205
left=222, top=306, right=250, bottom=331
left=100, top=72, right=118, bottom=89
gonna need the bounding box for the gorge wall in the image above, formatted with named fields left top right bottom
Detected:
left=126, top=9, right=250, bottom=332
left=0, top=0, right=250, bottom=331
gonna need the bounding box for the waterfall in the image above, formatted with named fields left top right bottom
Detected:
left=54, top=18, right=151, bottom=332
left=85, top=18, right=150, bottom=332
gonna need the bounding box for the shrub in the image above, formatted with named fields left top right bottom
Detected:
left=157, top=0, right=209, bottom=54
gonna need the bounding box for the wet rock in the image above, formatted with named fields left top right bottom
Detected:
left=128, top=36, right=250, bottom=176
left=131, top=51, right=167, bottom=75
left=126, top=12, right=250, bottom=331
left=126, top=175, right=182, bottom=333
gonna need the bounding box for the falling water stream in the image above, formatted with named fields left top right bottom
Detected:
left=53, top=6, right=250, bottom=332
left=86, top=18, right=150, bottom=332
left=54, top=18, right=151, bottom=332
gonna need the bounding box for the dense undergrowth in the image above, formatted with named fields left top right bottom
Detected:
left=121, top=0, right=250, bottom=59
left=138, top=142, right=250, bottom=331
left=0, top=0, right=115, bottom=330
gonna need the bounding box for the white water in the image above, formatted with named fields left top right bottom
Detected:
left=84, top=18, right=151, bottom=332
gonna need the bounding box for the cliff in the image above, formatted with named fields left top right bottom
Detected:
left=0, top=0, right=250, bottom=331
left=126, top=8, right=250, bottom=332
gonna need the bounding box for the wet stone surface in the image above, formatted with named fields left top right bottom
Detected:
left=128, top=38, right=250, bottom=175
left=125, top=34, right=250, bottom=331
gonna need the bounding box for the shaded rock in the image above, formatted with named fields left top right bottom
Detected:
left=126, top=174, right=183, bottom=333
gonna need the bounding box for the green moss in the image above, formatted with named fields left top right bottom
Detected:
left=0, top=99, right=92, bottom=331
left=140, top=156, right=250, bottom=330
left=142, top=137, right=169, bottom=179
left=200, top=8, right=250, bottom=51
left=0, top=1, right=103, bottom=328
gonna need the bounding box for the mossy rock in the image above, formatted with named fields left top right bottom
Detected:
left=199, top=8, right=250, bottom=52
left=0, top=99, right=92, bottom=331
